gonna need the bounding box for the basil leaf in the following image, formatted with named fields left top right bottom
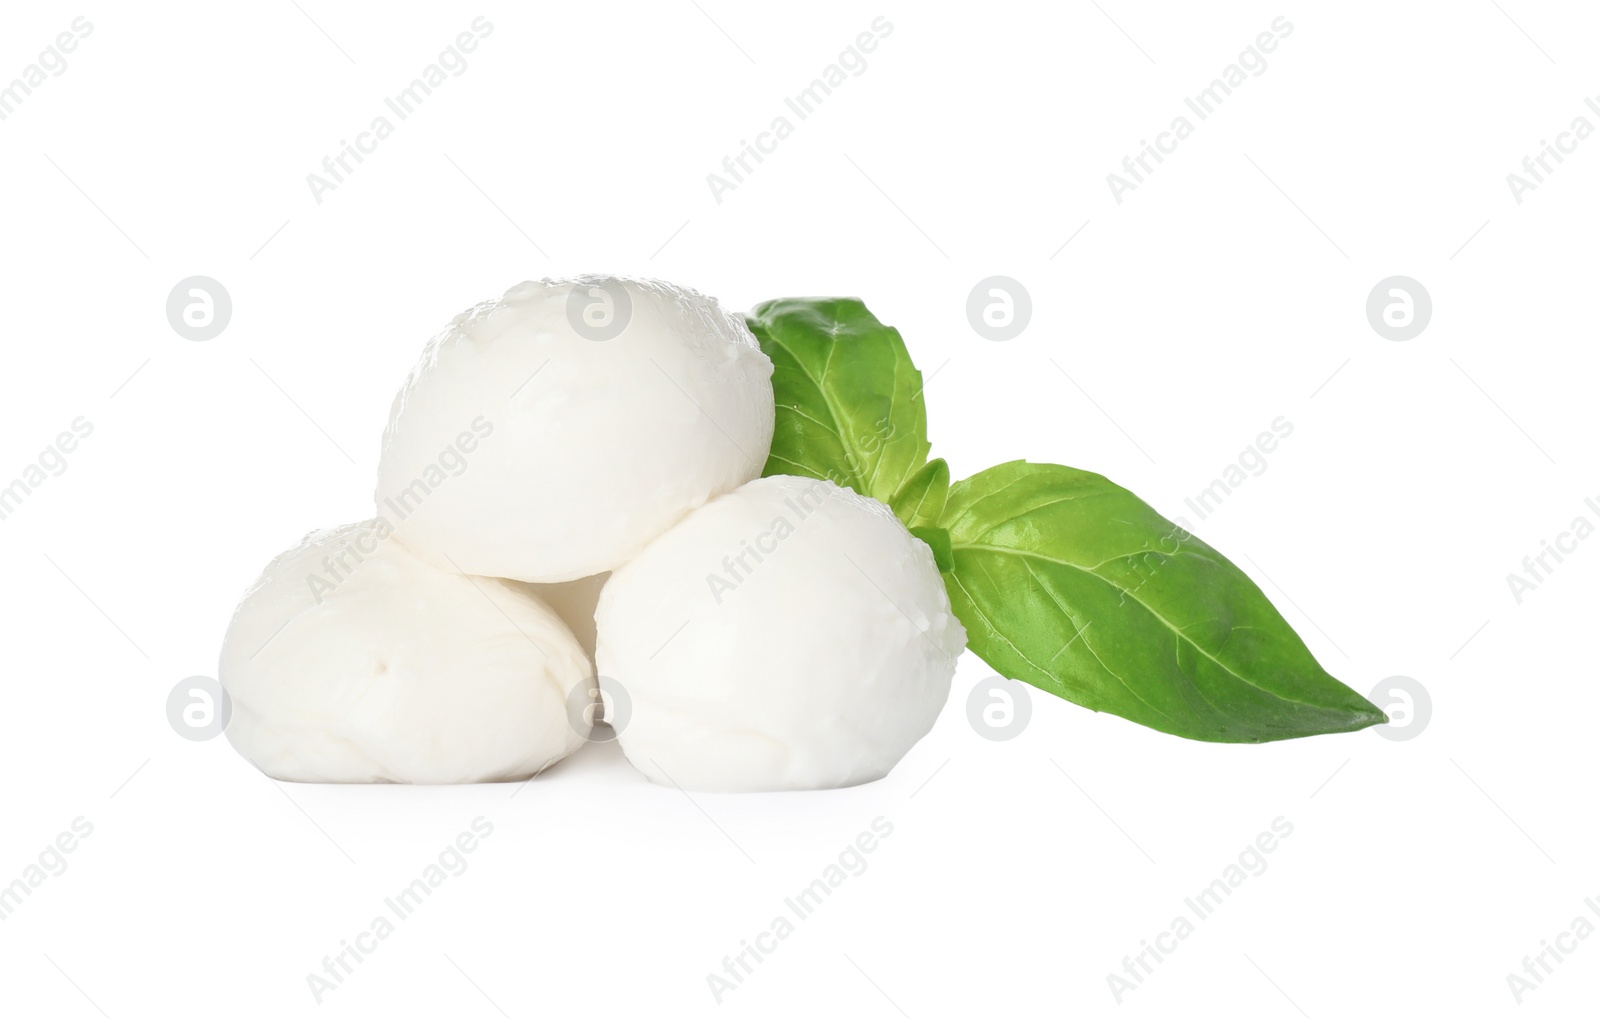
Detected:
left=746, top=298, right=931, bottom=504
left=909, top=525, right=954, bottom=573
left=943, top=461, right=1387, bottom=743
left=890, top=458, right=950, bottom=529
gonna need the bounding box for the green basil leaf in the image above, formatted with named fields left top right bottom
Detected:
left=746, top=298, right=931, bottom=504
left=909, top=525, right=954, bottom=573
left=890, top=458, right=950, bottom=529
left=943, top=460, right=1387, bottom=743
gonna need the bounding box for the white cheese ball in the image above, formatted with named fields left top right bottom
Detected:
left=376, top=276, right=775, bottom=583
left=219, top=520, right=594, bottom=784
left=595, top=476, right=966, bottom=792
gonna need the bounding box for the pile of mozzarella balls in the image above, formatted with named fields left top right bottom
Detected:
left=219, top=277, right=966, bottom=792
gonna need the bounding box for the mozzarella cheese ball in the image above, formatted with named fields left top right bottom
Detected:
left=376, top=276, right=775, bottom=583
left=219, top=520, right=594, bottom=784
left=595, top=476, right=966, bottom=792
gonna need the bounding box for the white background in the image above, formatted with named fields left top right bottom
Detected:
left=1, top=1, right=1596, bottom=1016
